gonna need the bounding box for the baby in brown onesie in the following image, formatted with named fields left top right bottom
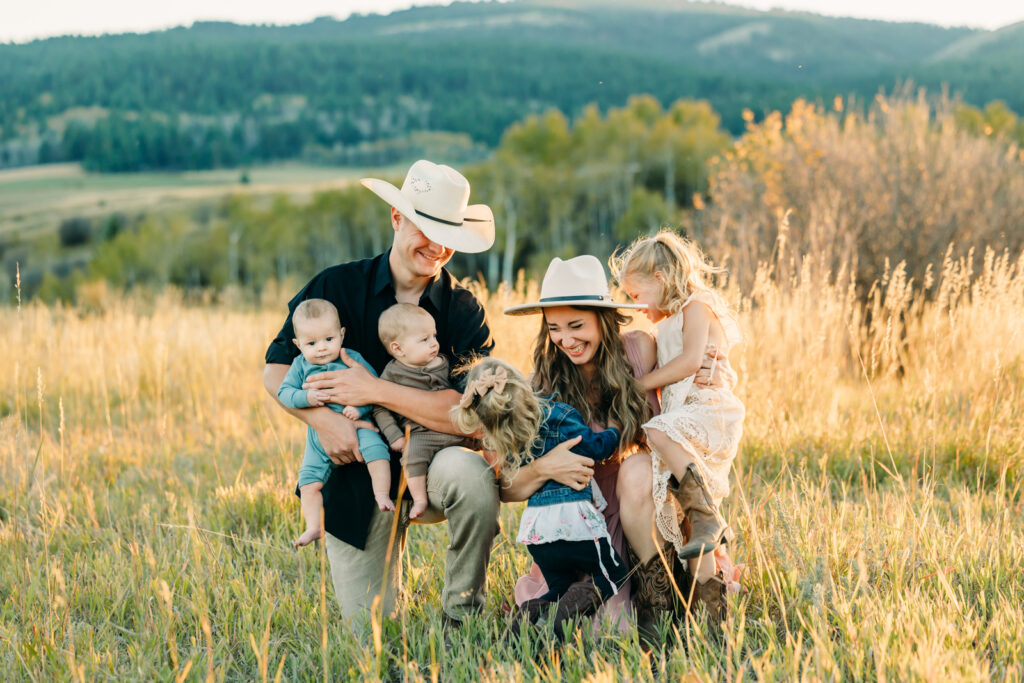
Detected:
left=374, top=303, right=467, bottom=518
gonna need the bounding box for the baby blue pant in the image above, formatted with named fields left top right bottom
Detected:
left=297, top=426, right=390, bottom=487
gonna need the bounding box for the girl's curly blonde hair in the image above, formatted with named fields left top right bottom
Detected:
left=610, top=229, right=727, bottom=316
left=451, top=357, right=544, bottom=479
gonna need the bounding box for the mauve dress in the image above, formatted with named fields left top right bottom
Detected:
left=513, top=333, right=660, bottom=629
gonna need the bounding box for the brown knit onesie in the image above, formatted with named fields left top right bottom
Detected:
left=372, top=356, right=467, bottom=478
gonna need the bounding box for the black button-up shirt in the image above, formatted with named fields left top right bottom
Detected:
left=266, top=249, right=494, bottom=548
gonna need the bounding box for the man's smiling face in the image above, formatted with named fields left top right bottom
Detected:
left=391, top=210, right=454, bottom=280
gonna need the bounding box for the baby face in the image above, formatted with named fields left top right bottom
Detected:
left=293, top=317, right=344, bottom=365
left=391, top=316, right=440, bottom=367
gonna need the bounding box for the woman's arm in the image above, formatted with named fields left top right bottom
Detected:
left=499, top=437, right=594, bottom=502
left=639, top=301, right=712, bottom=392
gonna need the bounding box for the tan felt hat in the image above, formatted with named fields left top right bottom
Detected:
left=504, top=255, right=647, bottom=316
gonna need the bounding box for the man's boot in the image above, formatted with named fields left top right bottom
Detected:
left=671, top=464, right=729, bottom=560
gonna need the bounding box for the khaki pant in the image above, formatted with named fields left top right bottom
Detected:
left=324, top=446, right=499, bottom=622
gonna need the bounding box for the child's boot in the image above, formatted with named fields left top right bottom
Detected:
left=671, top=464, right=729, bottom=560
left=512, top=597, right=551, bottom=627
left=551, top=581, right=602, bottom=638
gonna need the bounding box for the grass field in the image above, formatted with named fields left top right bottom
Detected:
left=0, top=162, right=404, bottom=242
left=1, top=249, right=1022, bottom=681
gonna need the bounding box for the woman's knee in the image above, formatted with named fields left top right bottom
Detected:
left=617, top=453, right=653, bottom=507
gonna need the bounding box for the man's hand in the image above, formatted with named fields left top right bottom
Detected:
left=537, top=436, right=594, bottom=491
left=303, top=349, right=380, bottom=407
left=342, top=406, right=361, bottom=420
left=306, top=389, right=331, bottom=407
left=390, top=436, right=406, bottom=453
left=693, top=344, right=737, bottom=389
left=307, top=410, right=376, bottom=465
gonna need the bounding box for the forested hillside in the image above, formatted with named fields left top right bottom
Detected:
left=1, top=0, right=1021, bottom=172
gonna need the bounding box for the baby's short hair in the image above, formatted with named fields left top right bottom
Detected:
left=378, top=303, right=434, bottom=346
left=293, top=298, right=341, bottom=331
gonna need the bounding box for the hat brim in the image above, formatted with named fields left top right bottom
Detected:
left=503, top=299, right=647, bottom=316
left=361, top=178, right=495, bottom=254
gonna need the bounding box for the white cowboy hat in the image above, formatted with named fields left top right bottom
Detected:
left=361, top=160, right=495, bottom=253
left=504, top=255, right=647, bottom=316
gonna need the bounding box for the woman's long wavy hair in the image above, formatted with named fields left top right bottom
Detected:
left=452, top=357, right=545, bottom=480
left=610, top=229, right=728, bottom=316
left=531, top=307, right=650, bottom=453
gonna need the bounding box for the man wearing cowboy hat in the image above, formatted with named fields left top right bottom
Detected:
left=263, top=160, right=503, bottom=624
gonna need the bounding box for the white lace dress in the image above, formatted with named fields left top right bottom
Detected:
left=643, top=291, right=745, bottom=554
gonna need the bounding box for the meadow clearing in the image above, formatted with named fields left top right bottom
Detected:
left=1, top=244, right=1022, bottom=682
left=0, top=162, right=390, bottom=242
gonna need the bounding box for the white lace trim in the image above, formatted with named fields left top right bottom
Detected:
left=650, top=452, right=686, bottom=554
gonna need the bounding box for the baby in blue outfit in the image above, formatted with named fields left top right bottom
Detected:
left=277, top=299, right=393, bottom=547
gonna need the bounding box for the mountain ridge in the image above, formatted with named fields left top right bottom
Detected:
left=0, top=0, right=1020, bottom=172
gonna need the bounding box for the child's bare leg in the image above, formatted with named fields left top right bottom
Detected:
left=296, top=482, right=324, bottom=547
left=367, top=459, right=395, bottom=512
left=646, top=428, right=697, bottom=481
left=647, top=427, right=728, bottom=560
left=406, top=474, right=428, bottom=519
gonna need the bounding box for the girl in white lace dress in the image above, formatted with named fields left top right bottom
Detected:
left=613, top=230, right=744, bottom=580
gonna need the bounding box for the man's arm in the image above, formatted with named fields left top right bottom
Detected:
left=263, top=363, right=373, bottom=464
left=301, top=349, right=463, bottom=434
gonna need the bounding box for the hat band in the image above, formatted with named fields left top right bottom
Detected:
left=414, top=208, right=490, bottom=227
left=415, top=209, right=463, bottom=227
left=539, top=294, right=610, bottom=303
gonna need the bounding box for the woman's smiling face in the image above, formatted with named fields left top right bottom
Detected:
left=543, top=306, right=602, bottom=367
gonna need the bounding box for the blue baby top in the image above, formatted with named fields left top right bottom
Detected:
left=277, top=349, right=378, bottom=417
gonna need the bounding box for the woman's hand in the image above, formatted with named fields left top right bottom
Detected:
left=499, top=436, right=592, bottom=502
left=693, top=344, right=737, bottom=389
left=536, top=436, right=594, bottom=491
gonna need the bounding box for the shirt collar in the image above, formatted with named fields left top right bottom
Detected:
left=373, top=248, right=446, bottom=310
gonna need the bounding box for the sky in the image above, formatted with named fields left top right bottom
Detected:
left=2, top=0, right=1022, bottom=43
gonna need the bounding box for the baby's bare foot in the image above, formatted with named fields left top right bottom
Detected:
left=409, top=498, right=428, bottom=519
left=294, top=528, right=322, bottom=548
left=375, top=493, right=396, bottom=512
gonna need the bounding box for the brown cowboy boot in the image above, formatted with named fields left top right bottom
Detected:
left=626, top=544, right=693, bottom=644
left=671, top=464, right=729, bottom=561
left=512, top=597, right=552, bottom=628
left=687, top=573, right=728, bottom=636
left=551, top=581, right=602, bottom=638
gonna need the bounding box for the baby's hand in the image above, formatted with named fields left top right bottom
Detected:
left=342, top=406, right=361, bottom=420
left=306, top=389, right=331, bottom=407
left=390, top=436, right=406, bottom=453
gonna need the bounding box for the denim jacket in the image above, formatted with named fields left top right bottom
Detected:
left=527, top=399, right=621, bottom=508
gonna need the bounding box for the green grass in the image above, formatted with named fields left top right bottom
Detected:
left=0, top=276, right=1022, bottom=680
left=0, top=162, right=404, bottom=241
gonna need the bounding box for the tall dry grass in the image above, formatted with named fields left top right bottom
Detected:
left=1, top=246, right=1022, bottom=680
left=698, top=92, right=1024, bottom=294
